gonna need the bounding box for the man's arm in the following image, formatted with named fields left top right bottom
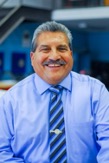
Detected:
left=0, top=95, right=24, bottom=162
left=94, top=84, right=109, bottom=162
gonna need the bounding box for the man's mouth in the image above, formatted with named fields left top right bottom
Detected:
left=42, top=59, right=66, bottom=67
left=46, top=64, right=61, bottom=67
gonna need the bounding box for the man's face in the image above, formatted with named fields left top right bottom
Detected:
left=30, top=31, right=73, bottom=85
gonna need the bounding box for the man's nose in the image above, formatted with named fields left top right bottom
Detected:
left=49, top=50, right=60, bottom=60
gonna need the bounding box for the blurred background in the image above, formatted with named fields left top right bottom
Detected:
left=0, top=0, right=109, bottom=91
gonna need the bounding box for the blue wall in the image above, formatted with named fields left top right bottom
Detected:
left=71, top=30, right=109, bottom=73
left=88, top=31, right=109, bottom=61
left=0, top=22, right=39, bottom=79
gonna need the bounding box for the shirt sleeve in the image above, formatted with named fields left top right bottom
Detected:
left=0, top=94, right=24, bottom=163
left=94, top=83, right=109, bottom=163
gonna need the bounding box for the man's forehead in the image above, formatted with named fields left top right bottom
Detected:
left=37, top=31, right=69, bottom=44
left=37, top=31, right=67, bottom=38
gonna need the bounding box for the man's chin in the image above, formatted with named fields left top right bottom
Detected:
left=45, top=76, right=65, bottom=85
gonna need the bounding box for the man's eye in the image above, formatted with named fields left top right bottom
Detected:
left=41, top=49, right=49, bottom=52
left=58, top=48, right=67, bottom=52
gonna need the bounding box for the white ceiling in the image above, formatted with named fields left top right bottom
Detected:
left=52, top=6, right=109, bottom=31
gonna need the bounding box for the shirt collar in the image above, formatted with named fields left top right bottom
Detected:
left=34, top=73, right=72, bottom=95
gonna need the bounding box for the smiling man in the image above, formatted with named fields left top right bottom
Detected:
left=30, top=31, right=73, bottom=85
left=0, top=21, right=109, bottom=163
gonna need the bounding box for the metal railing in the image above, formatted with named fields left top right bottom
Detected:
left=0, top=0, right=23, bottom=8
left=0, top=0, right=8, bottom=8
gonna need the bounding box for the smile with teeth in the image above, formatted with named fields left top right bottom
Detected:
left=46, top=64, right=62, bottom=67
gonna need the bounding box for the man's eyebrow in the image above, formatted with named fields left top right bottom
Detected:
left=39, top=45, right=49, bottom=50
left=39, top=44, right=68, bottom=49
left=40, top=45, right=48, bottom=48
left=58, top=45, right=69, bottom=48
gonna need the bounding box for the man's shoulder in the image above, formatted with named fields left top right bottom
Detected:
left=70, top=71, right=103, bottom=86
left=9, top=73, right=35, bottom=92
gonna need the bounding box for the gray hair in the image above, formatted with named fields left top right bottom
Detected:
left=31, top=21, right=73, bottom=52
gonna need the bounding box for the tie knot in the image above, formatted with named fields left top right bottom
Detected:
left=49, top=85, right=62, bottom=94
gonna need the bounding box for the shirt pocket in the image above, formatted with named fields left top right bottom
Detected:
left=68, top=120, right=97, bottom=162
left=70, top=120, right=96, bottom=154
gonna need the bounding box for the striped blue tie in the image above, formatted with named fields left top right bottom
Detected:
left=49, top=86, right=67, bottom=163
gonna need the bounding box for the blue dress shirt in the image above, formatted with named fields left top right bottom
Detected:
left=0, top=71, right=109, bottom=163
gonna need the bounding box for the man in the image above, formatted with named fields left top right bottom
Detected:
left=0, top=21, right=109, bottom=163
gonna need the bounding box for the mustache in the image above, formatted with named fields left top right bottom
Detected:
left=42, top=59, right=66, bottom=66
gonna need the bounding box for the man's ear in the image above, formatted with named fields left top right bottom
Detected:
left=70, top=50, right=72, bottom=56
left=30, top=52, right=34, bottom=59
left=30, top=52, right=34, bottom=66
